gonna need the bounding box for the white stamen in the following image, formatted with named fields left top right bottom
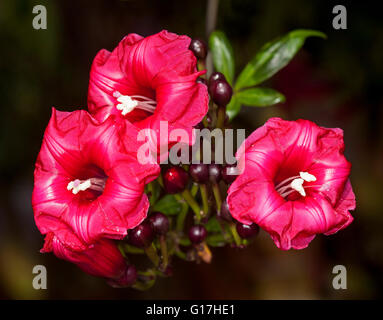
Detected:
left=116, top=95, right=138, bottom=116
left=275, top=175, right=300, bottom=190
left=290, top=178, right=306, bottom=197
left=67, top=179, right=92, bottom=195
left=113, top=91, right=156, bottom=116
left=300, top=171, right=317, bottom=182
left=276, top=172, right=317, bottom=199
left=113, top=91, right=121, bottom=98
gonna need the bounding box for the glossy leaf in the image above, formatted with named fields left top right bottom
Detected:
left=237, top=87, right=285, bottom=107
left=209, top=30, right=235, bottom=84
left=152, top=195, right=182, bottom=215
left=235, top=29, right=326, bottom=90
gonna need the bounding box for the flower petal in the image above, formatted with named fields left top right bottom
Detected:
left=46, top=234, right=128, bottom=280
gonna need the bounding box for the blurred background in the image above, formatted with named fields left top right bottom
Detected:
left=0, top=0, right=382, bottom=299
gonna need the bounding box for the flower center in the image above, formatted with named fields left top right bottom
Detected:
left=275, top=171, right=317, bottom=199
left=113, top=91, right=156, bottom=116
left=67, top=177, right=106, bottom=195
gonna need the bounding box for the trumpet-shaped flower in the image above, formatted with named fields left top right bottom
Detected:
left=227, top=117, right=356, bottom=250
left=32, top=109, right=160, bottom=252
left=87, top=30, right=209, bottom=151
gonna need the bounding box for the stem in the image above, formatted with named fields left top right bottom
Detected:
left=158, top=173, right=164, bottom=188
left=144, top=243, right=160, bottom=267
left=206, top=0, right=219, bottom=37
left=229, top=223, right=242, bottom=246
left=117, top=242, right=128, bottom=258
left=133, top=269, right=157, bottom=290
left=176, top=200, right=189, bottom=232
left=200, top=184, right=209, bottom=217
left=205, top=0, right=220, bottom=76
left=137, top=269, right=156, bottom=277
left=159, top=235, right=168, bottom=270
left=216, top=106, right=226, bottom=130
left=147, top=181, right=158, bottom=205
left=212, top=183, right=222, bottom=212
left=174, top=248, right=187, bottom=260
left=120, top=243, right=144, bottom=255
left=197, top=60, right=207, bottom=76
left=181, top=189, right=202, bottom=222
left=191, top=182, right=199, bottom=197
left=202, top=116, right=209, bottom=128
left=217, top=219, right=231, bottom=242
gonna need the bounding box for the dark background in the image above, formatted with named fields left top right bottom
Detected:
left=0, top=0, right=382, bottom=299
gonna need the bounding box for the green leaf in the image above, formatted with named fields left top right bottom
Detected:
left=206, top=233, right=229, bottom=247
left=237, top=87, right=285, bottom=107
left=205, top=217, right=222, bottom=233
left=226, top=96, right=242, bottom=120
left=152, top=194, right=182, bottom=215
left=235, top=29, right=326, bottom=90
left=209, top=30, right=235, bottom=84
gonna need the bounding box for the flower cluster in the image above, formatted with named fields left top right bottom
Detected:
left=32, top=30, right=355, bottom=288
left=32, top=31, right=207, bottom=284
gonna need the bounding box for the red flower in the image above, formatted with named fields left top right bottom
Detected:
left=227, top=118, right=355, bottom=250
left=87, top=30, right=208, bottom=151
left=42, top=233, right=132, bottom=284
left=32, top=109, right=159, bottom=252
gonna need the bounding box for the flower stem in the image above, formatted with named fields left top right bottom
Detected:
left=191, top=182, right=199, bottom=197
left=176, top=198, right=189, bottom=232
left=212, top=182, right=222, bottom=212
left=134, top=269, right=156, bottom=290
left=144, top=243, right=160, bottom=267
left=206, top=0, right=219, bottom=37
left=157, top=173, right=164, bottom=188
left=198, top=60, right=207, bottom=76
left=216, top=106, right=226, bottom=130
left=159, top=235, right=168, bottom=270
left=200, top=184, right=209, bottom=217
left=181, top=189, right=202, bottom=222
left=202, top=116, right=209, bottom=128
left=229, top=223, right=242, bottom=246
left=174, top=248, right=187, bottom=260
left=205, top=0, right=220, bottom=76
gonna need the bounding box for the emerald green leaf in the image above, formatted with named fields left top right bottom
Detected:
left=237, top=87, right=285, bottom=107
left=209, top=30, right=235, bottom=84
left=152, top=194, right=182, bottom=215
left=235, top=29, right=326, bottom=90
left=226, top=96, right=242, bottom=120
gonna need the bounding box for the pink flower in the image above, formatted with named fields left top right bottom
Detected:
left=227, top=117, right=356, bottom=250
left=42, top=232, right=133, bottom=284
left=32, top=108, right=159, bottom=252
left=87, top=30, right=209, bottom=151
